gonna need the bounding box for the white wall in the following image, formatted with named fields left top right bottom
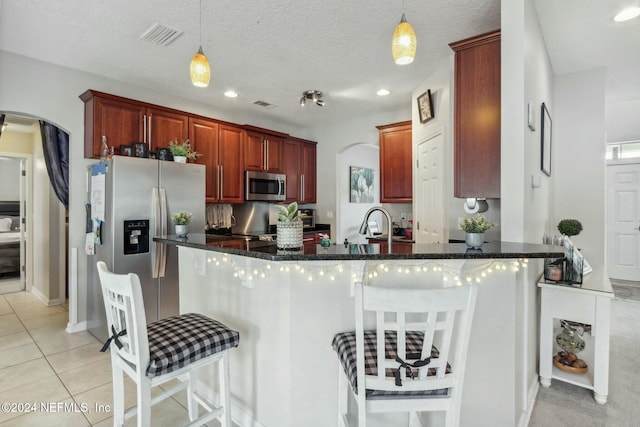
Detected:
left=606, top=99, right=640, bottom=143
left=554, top=68, right=606, bottom=269
left=523, top=0, right=555, bottom=242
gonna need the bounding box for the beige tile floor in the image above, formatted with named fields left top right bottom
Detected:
left=0, top=291, right=214, bottom=427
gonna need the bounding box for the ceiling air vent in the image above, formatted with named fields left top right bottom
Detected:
left=252, top=100, right=276, bottom=109
left=140, top=23, right=184, bottom=46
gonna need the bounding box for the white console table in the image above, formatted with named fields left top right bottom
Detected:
left=538, top=268, right=613, bottom=404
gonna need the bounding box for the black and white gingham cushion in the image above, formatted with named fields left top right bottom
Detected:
left=332, top=330, right=450, bottom=398
left=146, top=313, right=239, bottom=377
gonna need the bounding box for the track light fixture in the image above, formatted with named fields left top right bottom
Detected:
left=300, top=90, right=325, bottom=107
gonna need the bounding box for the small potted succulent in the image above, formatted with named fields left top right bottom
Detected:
left=168, top=139, right=201, bottom=163
left=557, top=219, right=582, bottom=238
left=172, top=210, right=193, bottom=237
left=460, top=215, right=495, bottom=248
left=275, top=201, right=302, bottom=250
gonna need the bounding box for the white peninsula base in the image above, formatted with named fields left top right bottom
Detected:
left=177, top=246, right=542, bottom=427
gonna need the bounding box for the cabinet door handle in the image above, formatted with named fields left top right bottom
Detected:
left=216, top=165, right=221, bottom=200
left=147, top=114, right=152, bottom=149
left=220, top=165, right=224, bottom=199
left=263, top=140, right=267, bottom=171
left=265, top=139, right=269, bottom=171
left=143, top=114, right=147, bottom=144
left=300, top=174, right=304, bottom=201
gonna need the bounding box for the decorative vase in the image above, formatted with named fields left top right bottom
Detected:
left=173, top=155, right=187, bottom=163
left=465, top=232, right=484, bottom=248
left=277, top=221, right=303, bottom=250
left=555, top=320, right=585, bottom=353
left=175, top=224, right=188, bottom=237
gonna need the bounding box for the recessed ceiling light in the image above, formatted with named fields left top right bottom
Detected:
left=224, top=90, right=238, bottom=98
left=614, top=6, right=640, bottom=22
left=377, top=89, right=390, bottom=96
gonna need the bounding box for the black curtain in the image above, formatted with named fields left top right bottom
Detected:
left=39, top=121, right=69, bottom=210
left=0, top=114, right=5, bottom=139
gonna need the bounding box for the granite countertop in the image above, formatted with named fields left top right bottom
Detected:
left=155, top=233, right=564, bottom=261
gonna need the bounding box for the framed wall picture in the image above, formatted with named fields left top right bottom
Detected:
left=417, top=90, right=434, bottom=123
left=540, top=102, right=552, bottom=177
left=349, top=166, right=374, bottom=203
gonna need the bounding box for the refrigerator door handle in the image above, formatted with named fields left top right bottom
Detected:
left=159, top=187, right=168, bottom=277
left=152, top=187, right=161, bottom=278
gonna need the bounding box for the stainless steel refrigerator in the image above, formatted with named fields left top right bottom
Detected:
left=87, top=156, right=205, bottom=342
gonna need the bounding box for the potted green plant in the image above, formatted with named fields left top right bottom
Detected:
left=275, top=201, right=302, bottom=250
left=460, top=215, right=495, bottom=248
left=168, top=139, right=201, bottom=163
left=557, top=219, right=582, bottom=237
left=172, top=210, right=193, bottom=237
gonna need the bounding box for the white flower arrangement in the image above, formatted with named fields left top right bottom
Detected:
left=460, top=215, right=495, bottom=233
left=172, top=210, right=193, bottom=225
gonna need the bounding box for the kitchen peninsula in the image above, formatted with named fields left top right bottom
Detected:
left=156, top=234, right=563, bottom=427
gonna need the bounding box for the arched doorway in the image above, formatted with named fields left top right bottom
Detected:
left=0, top=112, right=68, bottom=308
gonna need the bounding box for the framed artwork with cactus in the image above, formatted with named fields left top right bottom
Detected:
left=350, top=166, right=374, bottom=203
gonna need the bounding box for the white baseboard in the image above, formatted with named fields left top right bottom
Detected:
left=66, top=320, right=88, bottom=334
left=30, top=286, right=63, bottom=306
left=518, top=379, right=540, bottom=427
left=196, top=379, right=266, bottom=427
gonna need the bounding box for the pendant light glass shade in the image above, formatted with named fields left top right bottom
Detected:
left=190, top=46, right=210, bottom=87
left=392, top=13, right=416, bottom=65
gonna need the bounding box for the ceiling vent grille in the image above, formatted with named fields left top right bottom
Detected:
left=252, top=100, right=276, bottom=108
left=140, top=23, right=184, bottom=46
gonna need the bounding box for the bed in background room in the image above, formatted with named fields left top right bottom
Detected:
left=0, top=201, right=21, bottom=279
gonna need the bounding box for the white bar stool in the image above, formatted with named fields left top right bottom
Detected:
left=332, top=282, right=478, bottom=427
left=97, top=261, right=239, bottom=427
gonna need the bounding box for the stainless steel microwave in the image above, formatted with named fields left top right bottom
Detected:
left=245, top=171, right=286, bottom=201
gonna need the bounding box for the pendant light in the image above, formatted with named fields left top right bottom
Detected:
left=190, top=0, right=210, bottom=87
left=391, top=11, right=416, bottom=65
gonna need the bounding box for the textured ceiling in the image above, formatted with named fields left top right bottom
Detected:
left=534, top=0, right=640, bottom=104
left=0, top=0, right=638, bottom=131
left=0, top=0, right=500, bottom=129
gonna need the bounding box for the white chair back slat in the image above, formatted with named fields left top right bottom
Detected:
left=97, top=261, right=150, bottom=372
left=359, top=282, right=477, bottom=393
left=376, top=311, right=386, bottom=381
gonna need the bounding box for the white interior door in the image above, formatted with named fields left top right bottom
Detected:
left=607, top=162, right=640, bottom=281
left=414, top=131, right=446, bottom=243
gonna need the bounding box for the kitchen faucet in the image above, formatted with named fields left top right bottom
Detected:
left=359, top=207, right=393, bottom=252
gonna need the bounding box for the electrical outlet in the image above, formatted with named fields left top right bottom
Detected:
left=326, top=211, right=333, bottom=219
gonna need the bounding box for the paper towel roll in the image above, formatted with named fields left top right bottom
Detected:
left=463, top=198, right=488, bottom=214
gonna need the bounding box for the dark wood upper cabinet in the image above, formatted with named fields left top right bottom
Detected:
left=80, top=91, right=145, bottom=157
left=80, top=90, right=188, bottom=158
left=217, top=124, right=245, bottom=203
left=80, top=90, right=312, bottom=206
left=283, top=137, right=317, bottom=204
left=189, top=118, right=244, bottom=203
left=146, top=107, right=189, bottom=151
left=449, top=29, right=501, bottom=199
left=378, top=121, right=412, bottom=203
left=244, top=126, right=285, bottom=173
left=189, top=117, right=219, bottom=201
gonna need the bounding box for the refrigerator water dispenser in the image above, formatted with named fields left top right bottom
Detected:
left=123, top=220, right=149, bottom=255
